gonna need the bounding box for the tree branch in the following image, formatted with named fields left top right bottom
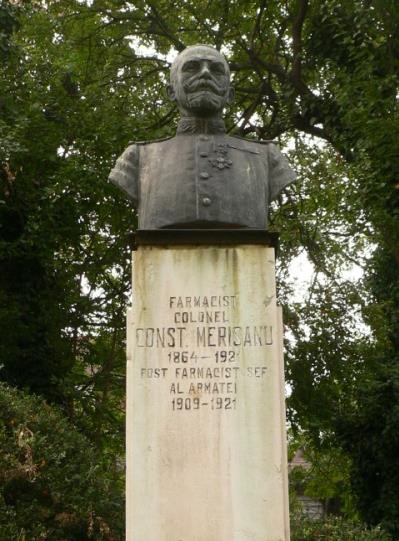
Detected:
left=250, top=0, right=268, bottom=50
left=291, top=0, right=309, bottom=83
left=147, top=1, right=186, bottom=51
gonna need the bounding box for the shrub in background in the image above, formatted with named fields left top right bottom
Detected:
left=291, top=511, right=392, bottom=541
left=0, top=383, right=124, bottom=540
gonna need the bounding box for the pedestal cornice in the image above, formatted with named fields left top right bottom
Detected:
left=132, top=229, right=279, bottom=250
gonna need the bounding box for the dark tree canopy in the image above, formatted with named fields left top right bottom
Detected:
left=0, top=0, right=398, bottom=538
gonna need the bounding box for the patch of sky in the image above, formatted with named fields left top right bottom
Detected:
left=52, top=33, right=63, bottom=44
left=126, top=37, right=176, bottom=65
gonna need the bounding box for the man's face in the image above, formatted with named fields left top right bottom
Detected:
left=170, top=47, right=233, bottom=116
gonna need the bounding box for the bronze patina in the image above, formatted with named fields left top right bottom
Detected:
left=109, top=45, right=296, bottom=230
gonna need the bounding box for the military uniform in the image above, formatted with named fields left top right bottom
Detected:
left=109, top=120, right=295, bottom=230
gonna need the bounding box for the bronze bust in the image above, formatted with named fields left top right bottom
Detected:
left=109, top=45, right=296, bottom=230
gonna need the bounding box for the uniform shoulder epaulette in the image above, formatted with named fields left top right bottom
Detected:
left=128, top=135, right=174, bottom=146
left=230, top=134, right=275, bottom=144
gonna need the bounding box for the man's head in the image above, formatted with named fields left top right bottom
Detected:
left=168, top=45, right=234, bottom=117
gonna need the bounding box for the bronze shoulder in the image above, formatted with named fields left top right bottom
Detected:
left=230, top=134, right=275, bottom=145
left=128, top=135, right=175, bottom=146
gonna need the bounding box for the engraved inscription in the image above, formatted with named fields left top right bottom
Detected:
left=136, top=293, right=273, bottom=412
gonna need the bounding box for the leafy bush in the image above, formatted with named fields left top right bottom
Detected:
left=0, top=383, right=124, bottom=540
left=291, top=512, right=391, bottom=541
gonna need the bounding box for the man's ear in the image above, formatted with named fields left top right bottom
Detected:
left=227, top=86, right=235, bottom=105
left=167, top=84, right=176, bottom=102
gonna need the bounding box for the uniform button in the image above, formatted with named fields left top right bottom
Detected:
left=200, top=151, right=208, bottom=157
left=202, top=197, right=211, bottom=206
left=200, top=171, right=209, bottom=179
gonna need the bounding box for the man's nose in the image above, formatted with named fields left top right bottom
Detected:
left=199, top=61, right=212, bottom=78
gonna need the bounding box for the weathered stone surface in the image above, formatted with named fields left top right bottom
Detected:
left=126, top=245, right=289, bottom=541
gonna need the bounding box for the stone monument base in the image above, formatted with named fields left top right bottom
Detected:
left=126, top=239, right=289, bottom=541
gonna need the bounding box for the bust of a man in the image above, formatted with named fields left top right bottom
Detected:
left=109, top=45, right=295, bottom=230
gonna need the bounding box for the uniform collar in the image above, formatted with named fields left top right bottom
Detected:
left=176, top=116, right=226, bottom=135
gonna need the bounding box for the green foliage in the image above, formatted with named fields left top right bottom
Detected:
left=0, top=0, right=398, bottom=536
left=335, top=245, right=399, bottom=536
left=0, top=382, right=123, bottom=540
left=291, top=512, right=391, bottom=541
left=0, top=0, right=130, bottom=451
left=289, top=440, right=357, bottom=518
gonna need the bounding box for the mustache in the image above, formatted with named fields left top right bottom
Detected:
left=183, top=78, right=224, bottom=96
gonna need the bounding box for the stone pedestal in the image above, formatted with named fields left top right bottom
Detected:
left=126, top=241, right=289, bottom=541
